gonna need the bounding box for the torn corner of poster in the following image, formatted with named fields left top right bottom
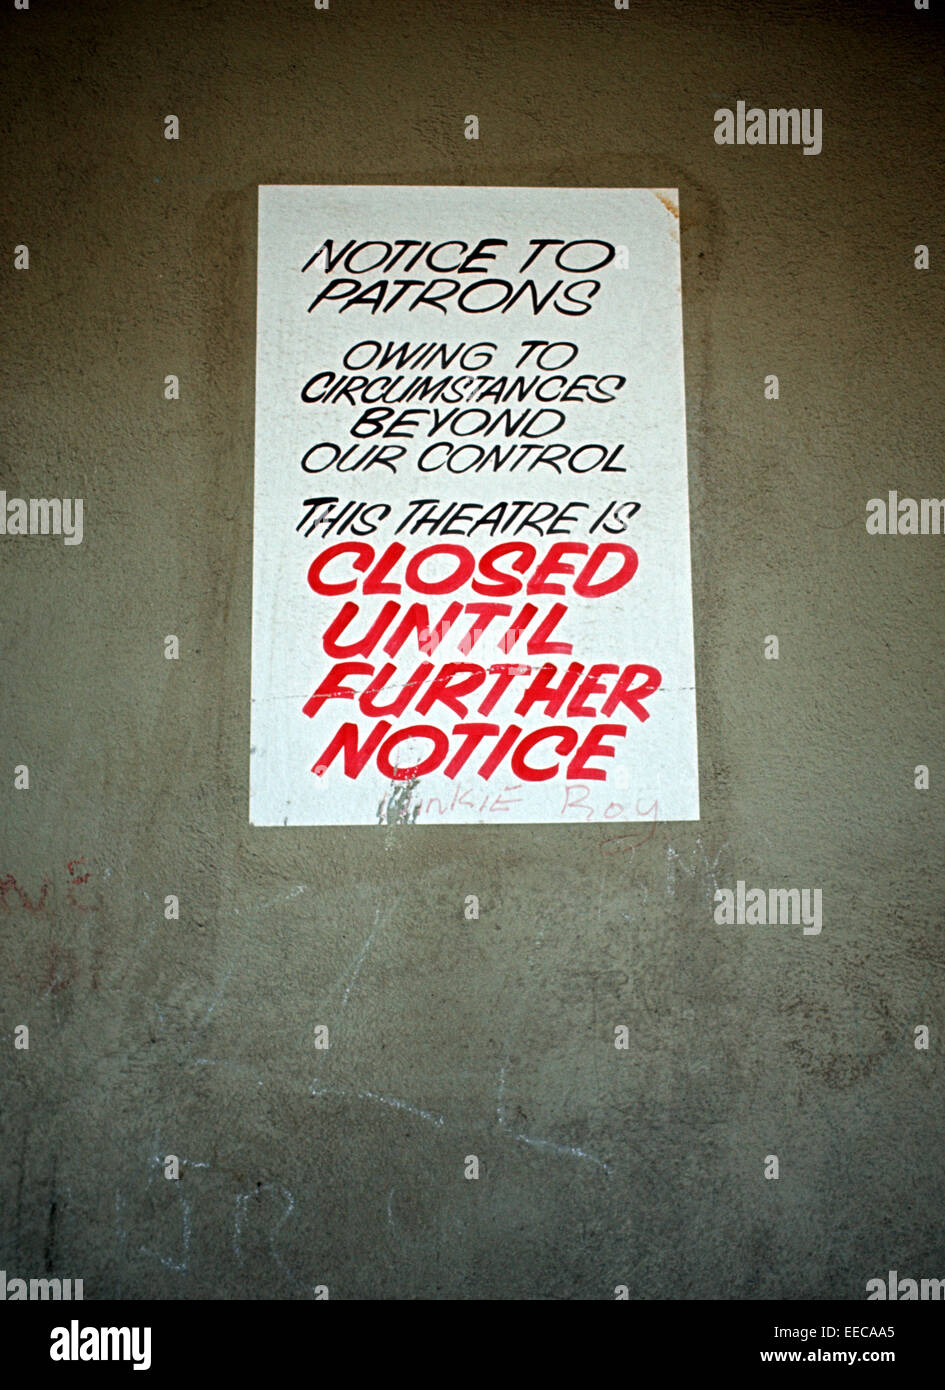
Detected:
left=250, top=185, right=699, bottom=827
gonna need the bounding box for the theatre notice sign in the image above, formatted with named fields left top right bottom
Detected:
left=250, top=185, right=699, bottom=826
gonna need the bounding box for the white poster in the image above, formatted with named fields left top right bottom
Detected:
left=250, top=185, right=699, bottom=826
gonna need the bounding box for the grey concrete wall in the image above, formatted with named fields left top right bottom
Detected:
left=1, top=0, right=942, bottom=1299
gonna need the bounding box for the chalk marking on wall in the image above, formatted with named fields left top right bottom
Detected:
left=114, top=1189, right=126, bottom=1244
left=496, top=1057, right=510, bottom=1126
left=309, top=1081, right=444, bottom=1128
left=262, top=1184, right=296, bottom=1282
left=233, top=1194, right=248, bottom=1261
left=138, top=1193, right=191, bottom=1273
left=197, top=960, right=241, bottom=1030
left=307, top=903, right=446, bottom=1131
left=234, top=1183, right=311, bottom=1291
left=309, top=904, right=389, bottom=1093
left=665, top=836, right=732, bottom=900
left=139, top=1149, right=193, bottom=1273
left=236, top=886, right=307, bottom=914
left=178, top=952, right=248, bottom=1069
left=338, top=915, right=384, bottom=1014
left=123, top=1136, right=210, bottom=1276
left=507, top=1131, right=613, bottom=1173
left=494, top=920, right=612, bottom=1173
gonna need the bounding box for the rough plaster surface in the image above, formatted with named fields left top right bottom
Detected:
left=1, top=0, right=943, bottom=1299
